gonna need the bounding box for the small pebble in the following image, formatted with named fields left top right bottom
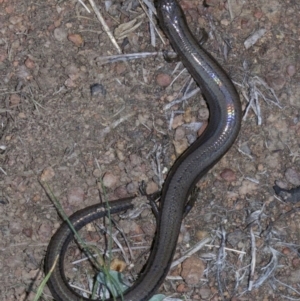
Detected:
left=67, top=187, right=85, bottom=206
left=9, top=15, right=23, bottom=25
left=156, top=73, right=171, bottom=87
left=40, top=166, right=55, bottom=182
left=174, top=126, right=185, bottom=141
left=22, top=227, right=33, bottom=238
left=9, top=222, right=22, bottom=234
left=292, top=257, right=300, bottom=268
left=253, top=8, right=263, bottom=19
left=181, top=255, right=205, bottom=285
left=53, top=27, right=68, bottom=42
left=220, top=168, right=236, bottom=182
left=146, top=181, right=158, bottom=194
left=183, top=107, right=192, bottom=123
left=68, top=33, right=84, bottom=47
left=90, top=83, right=106, bottom=97
left=93, top=168, right=101, bottom=178
left=173, top=138, right=188, bottom=155
left=24, top=57, right=35, bottom=69
left=285, top=168, right=300, bottom=186
left=114, top=62, right=127, bottom=75
left=176, top=283, right=187, bottom=293
left=126, top=182, right=138, bottom=194
left=172, top=114, right=184, bottom=129
left=286, top=64, right=296, bottom=77
left=199, top=287, right=211, bottom=299
left=9, top=94, right=21, bottom=106
left=102, top=172, right=119, bottom=188
left=281, top=247, right=291, bottom=255
left=114, top=185, right=128, bottom=198
left=266, top=74, right=286, bottom=90
left=198, top=107, right=209, bottom=120
left=37, top=222, right=53, bottom=241
left=238, top=180, right=258, bottom=196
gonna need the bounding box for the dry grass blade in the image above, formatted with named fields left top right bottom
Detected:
left=227, top=0, right=234, bottom=20
left=245, top=203, right=266, bottom=228
left=164, top=88, right=201, bottom=111
left=69, top=283, right=100, bottom=298
left=244, top=29, right=266, bottom=50
left=34, top=255, right=59, bottom=301
left=233, top=263, right=249, bottom=296
left=240, top=75, right=281, bottom=125
left=205, top=244, right=246, bottom=255
left=274, top=278, right=300, bottom=299
left=71, top=246, right=148, bottom=266
left=96, top=223, right=131, bottom=265
left=139, top=0, right=166, bottom=45
left=248, top=227, right=256, bottom=291
left=98, top=112, right=136, bottom=140
left=216, top=227, right=226, bottom=301
left=88, top=0, right=122, bottom=54
left=95, top=52, right=165, bottom=65
left=114, top=14, right=145, bottom=40
left=252, top=247, right=281, bottom=289
left=77, top=0, right=91, bottom=13
left=150, top=144, right=164, bottom=188
left=170, top=237, right=212, bottom=269
left=0, top=166, right=7, bottom=175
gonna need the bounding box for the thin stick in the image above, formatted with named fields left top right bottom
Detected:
left=170, top=236, right=211, bottom=269
left=139, top=0, right=166, bottom=45
left=88, top=0, right=122, bottom=54
left=248, top=227, right=256, bottom=291
left=77, top=0, right=91, bottom=13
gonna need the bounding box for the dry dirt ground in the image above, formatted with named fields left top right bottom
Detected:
left=1, top=0, right=300, bottom=300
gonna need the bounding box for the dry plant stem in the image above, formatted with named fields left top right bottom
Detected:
left=252, top=247, right=280, bottom=289
left=112, top=220, right=136, bottom=261
left=1, top=242, right=48, bottom=251
left=98, top=224, right=131, bottom=265
left=148, top=8, right=156, bottom=47
left=245, top=176, right=259, bottom=184
left=33, top=255, right=59, bottom=301
left=241, top=75, right=281, bottom=125
left=68, top=284, right=99, bottom=298
left=0, top=166, right=7, bottom=175
left=170, top=237, right=211, bottom=269
left=169, top=64, right=186, bottom=85
left=233, top=266, right=249, bottom=296
left=216, top=227, right=226, bottom=301
left=96, top=51, right=174, bottom=65
left=141, top=0, right=156, bottom=12
left=168, top=110, right=184, bottom=130
left=139, top=0, right=166, bottom=45
left=237, top=143, right=253, bottom=160
left=88, top=0, right=122, bottom=54
left=184, top=77, right=196, bottom=99
left=99, top=112, right=136, bottom=139
left=41, top=181, right=104, bottom=274
left=205, top=244, right=246, bottom=255
left=274, top=278, right=300, bottom=297
left=72, top=246, right=148, bottom=265
left=248, top=227, right=256, bottom=291
left=77, top=0, right=91, bottom=13
left=164, top=87, right=200, bottom=110
left=150, top=144, right=164, bottom=188
left=227, top=0, right=234, bottom=20
left=216, top=227, right=226, bottom=300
